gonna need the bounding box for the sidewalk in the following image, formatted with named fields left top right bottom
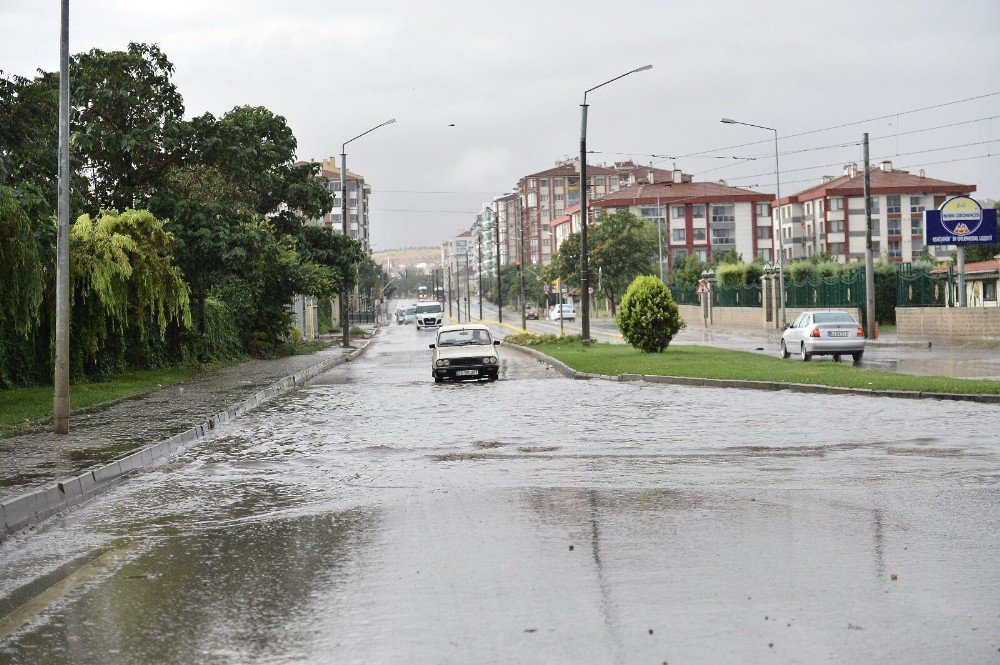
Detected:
left=0, top=334, right=372, bottom=502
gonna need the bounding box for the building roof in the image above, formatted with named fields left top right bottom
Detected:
left=319, top=167, right=365, bottom=181
left=782, top=167, right=975, bottom=204
left=524, top=162, right=617, bottom=179
left=591, top=180, right=773, bottom=207
left=931, top=259, right=999, bottom=276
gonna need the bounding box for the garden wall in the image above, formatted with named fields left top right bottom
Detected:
left=896, top=307, right=1000, bottom=343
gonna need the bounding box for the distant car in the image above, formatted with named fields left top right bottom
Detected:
left=780, top=310, right=866, bottom=362
left=395, top=307, right=406, bottom=325
left=548, top=303, right=576, bottom=321
left=429, top=324, right=500, bottom=383
left=403, top=305, right=417, bottom=325
left=415, top=302, right=444, bottom=329
left=524, top=304, right=538, bottom=320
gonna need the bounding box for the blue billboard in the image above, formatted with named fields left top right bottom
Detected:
left=924, top=196, right=997, bottom=246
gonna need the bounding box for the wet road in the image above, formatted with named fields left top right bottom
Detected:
left=2, top=323, right=999, bottom=663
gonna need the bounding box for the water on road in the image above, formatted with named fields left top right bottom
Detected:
left=2, top=323, right=999, bottom=663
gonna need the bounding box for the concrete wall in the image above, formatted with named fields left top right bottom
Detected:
left=677, top=303, right=861, bottom=330
left=897, top=307, right=1000, bottom=342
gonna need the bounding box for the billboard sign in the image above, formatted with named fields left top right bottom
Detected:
left=924, top=196, right=997, bottom=246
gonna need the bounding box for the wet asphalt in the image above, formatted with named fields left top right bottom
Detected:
left=1, top=322, right=999, bottom=663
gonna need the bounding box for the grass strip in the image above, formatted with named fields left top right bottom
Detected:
left=529, top=341, right=1000, bottom=395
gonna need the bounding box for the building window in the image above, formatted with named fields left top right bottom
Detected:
left=818, top=200, right=824, bottom=213
left=757, top=226, right=771, bottom=239
left=554, top=178, right=564, bottom=187
left=870, top=197, right=880, bottom=213
left=830, top=198, right=843, bottom=211
left=541, top=210, right=550, bottom=219
left=711, top=228, right=735, bottom=245
left=804, top=202, right=812, bottom=215
left=887, top=219, right=901, bottom=235
left=829, top=242, right=845, bottom=256
left=610, top=177, right=619, bottom=187
left=671, top=228, right=686, bottom=242
left=693, top=248, right=707, bottom=261
left=828, top=220, right=844, bottom=233
left=757, top=248, right=773, bottom=261
left=756, top=203, right=771, bottom=217
left=887, top=195, right=901, bottom=214
left=541, top=194, right=549, bottom=203
left=984, top=281, right=997, bottom=302
left=693, top=228, right=707, bottom=242
left=871, top=220, right=880, bottom=235
left=909, top=196, right=924, bottom=213
left=555, top=193, right=564, bottom=201
left=640, top=205, right=665, bottom=222
left=671, top=205, right=685, bottom=219
left=528, top=178, right=537, bottom=189
left=595, top=177, right=605, bottom=186
left=888, top=240, right=901, bottom=258
left=911, top=218, right=923, bottom=236
left=671, top=248, right=687, bottom=262
left=711, top=204, right=735, bottom=223
left=538, top=179, right=548, bottom=189
left=692, top=204, right=706, bottom=219
left=555, top=208, right=564, bottom=217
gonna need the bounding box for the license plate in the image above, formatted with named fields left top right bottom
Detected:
left=827, top=330, right=848, bottom=337
left=456, top=369, right=478, bottom=376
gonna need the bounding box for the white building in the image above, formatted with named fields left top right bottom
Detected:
left=776, top=162, right=976, bottom=264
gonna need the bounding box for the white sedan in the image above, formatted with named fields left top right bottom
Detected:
left=780, top=310, right=866, bottom=362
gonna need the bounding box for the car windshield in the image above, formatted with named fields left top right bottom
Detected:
left=813, top=312, right=855, bottom=323
left=405, top=306, right=417, bottom=314
left=437, top=329, right=492, bottom=346
left=415, top=304, right=442, bottom=314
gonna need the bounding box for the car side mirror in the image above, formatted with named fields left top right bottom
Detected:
left=428, top=343, right=435, bottom=349
left=783, top=323, right=791, bottom=330
left=493, top=340, right=500, bottom=346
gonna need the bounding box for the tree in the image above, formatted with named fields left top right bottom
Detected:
left=589, top=210, right=658, bottom=315
left=617, top=276, right=685, bottom=353
left=670, top=253, right=707, bottom=287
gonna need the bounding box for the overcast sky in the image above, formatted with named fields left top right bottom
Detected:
left=4, top=0, right=999, bottom=250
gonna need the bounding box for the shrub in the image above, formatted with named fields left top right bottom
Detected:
left=616, top=276, right=685, bottom=353
left=503, top=332, right=582, bottom=346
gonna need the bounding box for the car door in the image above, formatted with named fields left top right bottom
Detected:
left=786, top=313, right=806, bottom=345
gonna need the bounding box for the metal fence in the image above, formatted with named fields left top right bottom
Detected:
left=896, top=271, right=947, bottom=307
left=347, top=308, right=377, bottom=324
left=669, top=284, right=700, bottom=305
left=713, top=283, right=762, bottom=308
left=783, top=270, right=866, bottom=309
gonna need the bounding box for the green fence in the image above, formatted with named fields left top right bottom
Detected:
left=783, top=270, right=866, bottom=310
left=669, top=284, right=700, bottom=305
left=714, top=283, right=762, bottom=308
left=897, top=271, right=947, bottom=307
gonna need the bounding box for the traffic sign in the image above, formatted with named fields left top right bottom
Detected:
left=924, top=196, right=997, bottom=246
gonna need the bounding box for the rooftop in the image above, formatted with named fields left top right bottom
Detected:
left=783, top=165, right=975, bottom=203
left=592, top=180, right=773, bottom=206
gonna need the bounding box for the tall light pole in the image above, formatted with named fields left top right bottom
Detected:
left=54, top=0, right=71, bottom=434
left=477, top=228, right=484, bottom=321
left=340, top=118, right=395, bottom=347
left=494, top=200, right=503, bottom=324
left=579, top=64, right=652, bottom=345
left=517, top=193, right=527, bottom=330
left=720, top=117, right=786, bottom=327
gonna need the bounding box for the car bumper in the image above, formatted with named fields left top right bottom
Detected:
left=417, top=319, right=443, bottom=327
left=434, top=366, right=498, bottom=381
left=803, top=339, right=866, bottom=354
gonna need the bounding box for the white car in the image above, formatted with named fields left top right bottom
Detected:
left=402, top=305, right=417, bottom=325
left=414, top=302, right=444, bottom=329
left=428, top=324, right=500, bottom=383
left=780, top=310, right=866, bottom=362
left=548, top=303, right=576, bottom=321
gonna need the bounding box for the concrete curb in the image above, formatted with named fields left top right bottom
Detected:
left=504, top=343, right=1000, bottom=405
left=1, top=336, right=378, bottom=541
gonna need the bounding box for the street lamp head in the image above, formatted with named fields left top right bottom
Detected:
left=633, top=64, right=653, bottom=73
left=719, top=117, right=737, bottom=124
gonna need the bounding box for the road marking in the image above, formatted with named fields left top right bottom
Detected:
left=0, top=542, right=137, bottom=641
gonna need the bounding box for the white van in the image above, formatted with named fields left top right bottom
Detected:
left=548, top=303, right=576, bottom=321
left=415, top=302, right=444, bottom=329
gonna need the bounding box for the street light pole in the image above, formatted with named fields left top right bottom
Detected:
left=863, top=133, right=876, bottom=336
left=494, top=200, right=503, bottom=324
left=579, top=64, right=653, bottom=346
left=339, top=118, right=395, bottom=347
left=518, top=193, right=527, bottom=330
left=53, top=0, right=71, bottom=434
left=464, top=250, right=471, bottom=321
left=477, top=229, right=484, bottom=321
left=720, top=117, right=785, bottom=327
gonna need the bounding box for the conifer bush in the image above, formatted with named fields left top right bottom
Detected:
left=616, top=276, right=684, bottom=353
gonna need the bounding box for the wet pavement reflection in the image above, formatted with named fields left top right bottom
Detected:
left=2, top=322, right=999, bottom=663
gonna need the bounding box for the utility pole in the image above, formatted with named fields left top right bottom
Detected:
left=447, top=265, right=452, bottom=318
left=863, top=133, right=876, bottom=337
left=518, top=194, right=527, bottom=330
left=494, top=200, right=503, bottom=324
left=54, top=0, right=71, bottom=434
left=454, top=257, right=461, bottom=322
left=477, top=230, right=484, bottom=320
left=339, top=154, right=351, bottom=347
left=657, top=196, right=664, bottom=281
left=464, top=251, right=472, bottom=321
left=957, top=246, right=967, bottom=306
left=579, top=105, right=591, bottom=344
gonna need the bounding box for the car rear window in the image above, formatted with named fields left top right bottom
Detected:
left=813, top=312, right=855, bottom=323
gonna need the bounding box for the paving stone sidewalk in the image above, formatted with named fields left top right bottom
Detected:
left=0, top=340, right=362, bottom=500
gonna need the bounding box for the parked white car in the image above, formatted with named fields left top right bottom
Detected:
left=414, top=302, right=444, bottom=329
left=780, top=310, right=866, bottom=362
left=548, top=303, right=576, bottom=321
left=402, top=305, right=417, bottom=325
left=428, top=324, right=500, bottom=383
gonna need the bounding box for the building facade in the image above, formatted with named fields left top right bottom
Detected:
left=317, top=157, right=373, bottom=253
left=776, top=162, right=976, bottom=264
left=588, top=172, right=776, bottom=269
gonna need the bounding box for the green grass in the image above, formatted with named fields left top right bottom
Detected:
left=531, top=341, right=1000, bottom=395
left=0, top=366, right=206, bottom=436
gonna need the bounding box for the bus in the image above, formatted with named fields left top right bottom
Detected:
left=417, top=286, right=428, bottom=300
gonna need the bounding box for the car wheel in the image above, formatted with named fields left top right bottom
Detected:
left=780, top=340, right=789, bottom=359
left=833, top=354, right=841, bottom=362
left=852, top=351, right=864, bottom=363
left=434, top=376, right=443, bottom=383
left=799, top=343, right=811, bottom=361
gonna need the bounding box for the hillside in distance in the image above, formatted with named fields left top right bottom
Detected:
left=372, top=246, right=440, bottom=271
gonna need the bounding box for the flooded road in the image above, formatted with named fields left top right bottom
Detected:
left=2, top=323, right=999, bottom=663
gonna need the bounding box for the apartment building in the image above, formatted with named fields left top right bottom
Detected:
left=587, top=170, right=776, bottom=269
left=776, top=162, right=976, bottom=263
left=317, top=157, right=373, bottom=253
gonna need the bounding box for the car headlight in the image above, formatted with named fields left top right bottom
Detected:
left=483, top=356, right=497, bottom=365
left=436, top=359, right=450, bottom=367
